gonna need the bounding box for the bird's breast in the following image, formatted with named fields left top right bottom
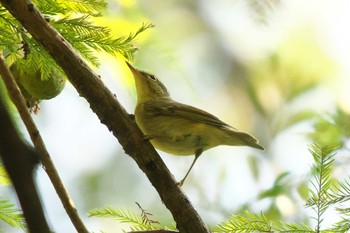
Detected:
left=135, top=111, right=220, bottom=155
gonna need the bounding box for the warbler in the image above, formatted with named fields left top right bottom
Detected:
left=126, top=61, right=264, bottom=186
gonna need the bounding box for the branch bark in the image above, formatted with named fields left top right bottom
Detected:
left=0, top=0, right=210, bottom=232
left=0, top=93, right=51, bottom=233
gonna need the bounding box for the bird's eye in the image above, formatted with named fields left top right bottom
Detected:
left=149, top=74, right=157, bottom=81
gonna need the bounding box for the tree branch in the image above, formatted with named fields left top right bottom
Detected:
left=0, top=0, right=210, bottom=232
left=0, top=90, right=51, bottom=233
left=0, top=53, right=89, bottom=233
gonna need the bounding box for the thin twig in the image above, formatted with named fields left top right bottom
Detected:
left=136, top=202, right=160, bottom=226
left=0, top=53, right=52, bottom=233
left=0, top=54, right=89, bottom=232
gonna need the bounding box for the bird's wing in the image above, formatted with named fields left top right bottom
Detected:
left=142, top=98, right=237, bottom=130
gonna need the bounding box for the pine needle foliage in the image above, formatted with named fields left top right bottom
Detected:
left=328, top=176, right=350, bottom=232
left=273, top=222, right=315, bottom=233
left=0, top=0, right=153, bottom=79
left=329, top=177, right=350, bottom=204
left=88, top=206, right=172, bottom=232
left=0, top=198, right=26, bottom=230
left=212, top=211, right=272, bottom=233
left=305, top=144, right=337, bottom=231
left=212, top=211, right=316, bottom=233
left=34, top=0, right=107, bottom=16
left=89, top=144, right=350, bottom=233
left=0, top=168, right=26, bottom=230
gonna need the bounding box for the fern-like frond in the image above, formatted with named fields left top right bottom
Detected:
left=33, top=0, right=107, bottom=16
left=56, top=0, right=107, bottom=15
left=331, top=218, right=350, bottom=233
left=88, top=206, right=161, bottom=231
left=328, top=176, right=350, bottom=205
left=0, top=25, right=20, bottom=52
left=52, top=17, right=153, bottom=63
left=0, top=198, right=26, bottom=230
left=2, top=0, right=152, bottom=75
left=273, top=221, right=314, bottom=233
left=68, top=20, right=153, bottom=60
left=305, top=144, right=338, bottom=231
left=33, top=0, right=67, bottom=15
left=109, top=22, right=154, bottom=60
left=88, top=206, right=142, bottom=224
left=0, top=7, right=22, bottom=53
left=328, top=176, right=350, bottom=231
left=0, top=6, right=61, bottom=78
left=212, top=210, right=272, bottom=233
left=53, top=15, right=110, bottom=40
left=16, top=35, right=63, bottom=80
left=65, top=38, right=101, bottom=67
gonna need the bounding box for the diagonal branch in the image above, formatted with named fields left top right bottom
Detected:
left=0, top=0, right=210, bottom=233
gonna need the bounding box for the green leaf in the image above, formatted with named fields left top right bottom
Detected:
left=0, top=198, right=26, bottom=230
left=0, top=167, right=11, bottom=185
left=212, top=210, right=272, bottom=233
left=247, top=155, right=259, bottom=181
left=309, top=108, right=350, bottom=147
left=273, top=221, right=314, bottom=233
left=297, top=181, right=310, bottom=200
left=34, top=0, right=107, bottom=16
left=258, top=172, right=291, bottom=199
left=305, top=144, right=338, bottom=231
left=88, top=206, right=162, bottom=231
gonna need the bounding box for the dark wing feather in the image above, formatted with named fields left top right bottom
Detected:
left=142, top=98, right=236, bottom=129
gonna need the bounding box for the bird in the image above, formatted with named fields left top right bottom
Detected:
left=126, top=61, right=264, bottom=186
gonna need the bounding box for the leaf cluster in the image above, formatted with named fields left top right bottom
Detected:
left=0, top=198, right=26, bottom=230
left=310, top=108, right=350, bottom=147
left=0, top=0, right=153, bottom=79
left=306, top=144, right=337, bottom=231
left=0, top=167, right=26, bottom=230
left=88, top=206, right=174, bottom=232
left=212, top=211, right=272, bottom=233
left=89, top=144, right=350, bottom=233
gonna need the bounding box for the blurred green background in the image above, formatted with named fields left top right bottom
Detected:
left=1, top=0, right=350, bottom=232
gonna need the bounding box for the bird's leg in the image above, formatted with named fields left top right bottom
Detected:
left=178, top=148, right=203, bottom=186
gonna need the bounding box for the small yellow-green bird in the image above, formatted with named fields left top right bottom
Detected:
left=126, top=61, right=264, bottom=186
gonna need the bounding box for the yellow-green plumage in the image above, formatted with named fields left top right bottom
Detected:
left=127, top=61, right=264, bottom=185
left=135, top=98, right=263, bottom=155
